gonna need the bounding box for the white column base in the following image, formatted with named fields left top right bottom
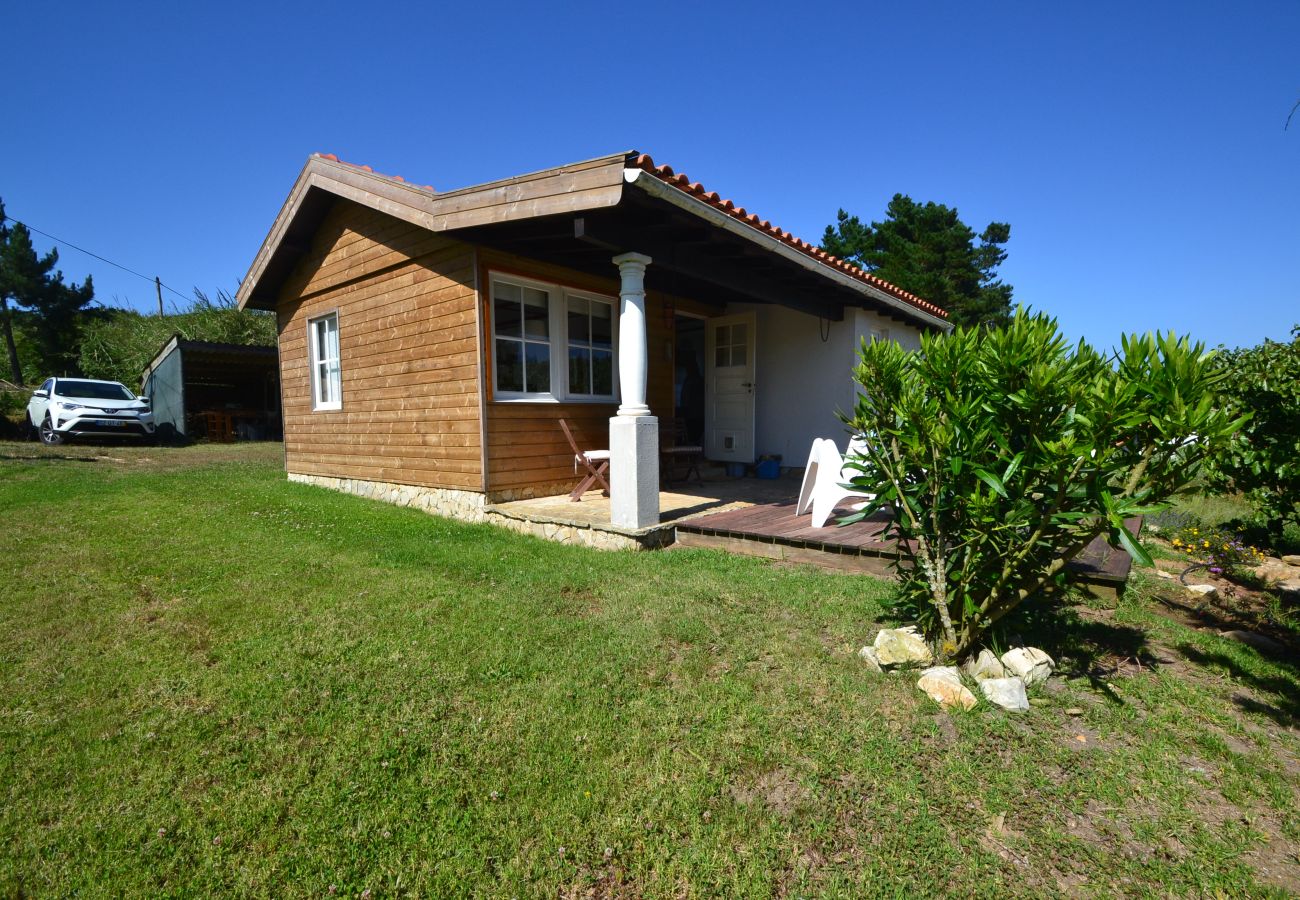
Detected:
left=609, top=415, right=660, bottom=529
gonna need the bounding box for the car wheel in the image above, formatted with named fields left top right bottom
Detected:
left=39, top=415, right=65, bottom=446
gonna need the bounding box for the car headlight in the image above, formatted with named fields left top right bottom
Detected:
left=58, top=402, right=87, bottom=413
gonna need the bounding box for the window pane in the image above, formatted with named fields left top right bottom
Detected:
left=326, top=361, right=341, bottom=401
left=317, top=361, right=331, bottom=403
left=592, top=349, right=613, bottom=396
left=731, top=323, right=747, bottom=348
left=715, top=345, right=729, bottom=368
left=732, top=344, right=747, bottom=366
left=315, top=319, right=328, bottom=362
left=325, top=316, right=339, bottom=360
left=495, top=339, right=523, bottom=392
left=568, top=346, right=592, bottom=395
left=568, top=296, right=590, bottom=347
left=494, top=287, right=522, bottom=338
left=590, top=301, right=613, bottom=349
left=523, top=287, right=549, bottom=338
left=525, top=342, right=550, bottom=393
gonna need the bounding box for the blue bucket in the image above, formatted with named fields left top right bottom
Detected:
left=756, top=459, right=780, bottom=479
left=725, top=462, right=746, bottom=477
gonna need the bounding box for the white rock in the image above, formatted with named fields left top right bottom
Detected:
left=979, top=677, right=1030, bottom=711
left=873, top=626, right=933, bottom=667
left=1185, top=584, right=1218, bottom=598
left=857, top=645, right=883, bottom=673
left=1000, top=647, right=1055, bottom=686
left=1154, top=570, right=1175, bottom=580
left=1281, top=554, right=1300, bottom=566
left=916, top=666, right=977, bottom=711
left=962, top=649, right=1007, bottom=682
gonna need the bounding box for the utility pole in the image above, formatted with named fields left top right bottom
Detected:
left=156, top=276, right=164, bottom=317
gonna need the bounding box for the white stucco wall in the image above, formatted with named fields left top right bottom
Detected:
left=727, top=302, right=925, bottom=465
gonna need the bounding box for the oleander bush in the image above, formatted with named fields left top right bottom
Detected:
left=844, top=309, right=1244, bottom=660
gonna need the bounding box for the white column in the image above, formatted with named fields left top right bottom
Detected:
left=609, top=252, right=659, bottom=529
left=613, top=252, right=652, bottom=416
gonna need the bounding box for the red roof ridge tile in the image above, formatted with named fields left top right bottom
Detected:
left=628, top=152, right=946, bottom=319
left=313, top=152, right=435, bottom=193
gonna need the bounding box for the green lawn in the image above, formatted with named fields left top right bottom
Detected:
left=1, top=442, right=1298, bottom=897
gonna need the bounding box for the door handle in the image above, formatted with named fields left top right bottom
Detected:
left=741, top=382, right=754, bottom=388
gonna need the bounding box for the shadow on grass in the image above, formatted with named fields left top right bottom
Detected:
left=1175, top=643, right=1300, bottom=727
left=991, top=598, right=1155, bottom=702
left=0, top=452, right=101, bottom=463
left=1154, top=580, right=1300, bottom=652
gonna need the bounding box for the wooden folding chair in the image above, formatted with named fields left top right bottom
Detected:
left=559, top=418, right=611, bottom=501
left=660, top=417, right=703, bottom=485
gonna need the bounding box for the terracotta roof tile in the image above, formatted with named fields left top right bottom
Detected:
left=627, top=152, right=947, bottom=319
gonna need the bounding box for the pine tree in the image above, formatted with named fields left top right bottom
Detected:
left=0, top=201, right=59, bottom=383
left=28, top=270, right=96, bottom=376
left=821, top=196, right=1015, bottom=329
left=0, top=199, right=97, bottom=381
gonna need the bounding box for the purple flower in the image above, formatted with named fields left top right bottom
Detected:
left=1209, top=566, right=1223, bottom=574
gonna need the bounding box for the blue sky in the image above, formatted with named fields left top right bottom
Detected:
left=3, top=0, right=1296, bottom=351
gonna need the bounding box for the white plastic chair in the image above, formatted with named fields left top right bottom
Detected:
left=796, top=436, right=875, bottom=528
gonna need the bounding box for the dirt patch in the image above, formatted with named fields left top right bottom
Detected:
left=729, top=768, right=811, bottom=818
left=560, top=584, right=603, bottom=617
left=932, top=713, right=959, bottom=747
left=1188, top=789, right=1300, bottom=891
left=979, top=811, right=1030, bottom=869
left=559, top=863, right=641, bottom=900
left=1140, top=567, right=1299, bottom=653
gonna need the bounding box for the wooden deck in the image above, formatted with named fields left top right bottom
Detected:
left=675, top=500, right=1141, bottom=595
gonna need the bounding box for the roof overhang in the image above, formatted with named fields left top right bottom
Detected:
left=237, top=152, right=629, bottom=309
left=622, top=169, right=950, bottom=331
left=237, top=151, right=951, bottom=331
left=142, top=334, right=278, bottom=383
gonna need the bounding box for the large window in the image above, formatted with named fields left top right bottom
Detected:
left=492, top=281, right=552, bottom=395
left=566, top=294, right=614, bottom=397
left=490, top=274, right=617, bottom=401
left=309, top=312, right=342, bottom=410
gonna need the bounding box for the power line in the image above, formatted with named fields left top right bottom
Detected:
left=1, top=213, right=191, bottom=302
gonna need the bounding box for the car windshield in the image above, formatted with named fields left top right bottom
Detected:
left=56, top=379, right=135, bottom=401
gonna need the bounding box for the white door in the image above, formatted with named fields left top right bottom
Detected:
left=704, top=313, right=756, bottom=463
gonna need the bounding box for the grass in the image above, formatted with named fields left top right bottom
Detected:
left=1, top=441, right=1298, bottom=897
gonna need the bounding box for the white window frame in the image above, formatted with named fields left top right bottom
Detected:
left=488, top=272, right=619, bottom=403
left=308, top=312, right=342, bottom=411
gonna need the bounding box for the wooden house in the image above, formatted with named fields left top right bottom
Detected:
left=236, top=151, right=950, bottom=539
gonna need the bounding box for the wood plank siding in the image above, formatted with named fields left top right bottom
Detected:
left=276, top=200, right=483, bottom=491
left=477, top=249, right=717, bottom=497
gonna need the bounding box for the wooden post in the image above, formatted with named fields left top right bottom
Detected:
left=156, top=277, right=164, bottom=317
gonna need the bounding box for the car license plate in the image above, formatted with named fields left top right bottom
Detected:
left=94, top=418, right=126, bottom=427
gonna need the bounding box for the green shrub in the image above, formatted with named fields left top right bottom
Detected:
left=844, top=310, right=1242, bottom=660
left=78, top=291, right=276, bottom=387
left=0, top=383, right=32, bottom=438
left=1207, top=325, right=1300, bottom=543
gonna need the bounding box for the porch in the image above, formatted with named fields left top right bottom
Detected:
left=485, top=474, right=1141, bottom=598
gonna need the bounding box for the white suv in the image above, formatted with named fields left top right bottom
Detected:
left=27, top=378, right=157, bottom=445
